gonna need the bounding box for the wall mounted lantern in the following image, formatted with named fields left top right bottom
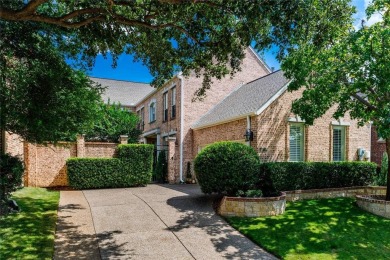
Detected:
left=244, top=129, right=253, bottom=142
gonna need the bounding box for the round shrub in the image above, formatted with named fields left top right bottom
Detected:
left=0, top=154, right=24, bottom=214
left=194, top=142, right=260, bottom=196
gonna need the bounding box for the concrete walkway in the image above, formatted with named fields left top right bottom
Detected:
left=54, top=184, right=277, bottom=260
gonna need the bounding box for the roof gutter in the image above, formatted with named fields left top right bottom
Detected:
left=178, top=73, right=185, bottom=183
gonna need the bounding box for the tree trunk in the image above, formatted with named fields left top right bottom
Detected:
left=386, top=137, right=390, bottom=201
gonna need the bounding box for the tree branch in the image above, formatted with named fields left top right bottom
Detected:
left=350, top=93, right=377, bottom=110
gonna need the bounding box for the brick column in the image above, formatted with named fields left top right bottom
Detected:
left=119, top=135, right=128, bottom=144
left=76, top=134, right=85, bottom=158
left=167, top=137, right=176, bottom=184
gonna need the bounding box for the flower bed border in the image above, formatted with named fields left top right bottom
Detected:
left=218, top=186, right=386, bottom=218
left=356, top=195, right=390, bottom=219
left=218, top=192, right=286, bottom=217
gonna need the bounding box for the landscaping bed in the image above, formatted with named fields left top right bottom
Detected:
left=227, top=197, right=390, bottom=260
left=0, top=188, right=59, bottom=259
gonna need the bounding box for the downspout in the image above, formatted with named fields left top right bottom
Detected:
left=246, top=115, right=251, bottom=146
left=178, top=73, right=185, bottom=183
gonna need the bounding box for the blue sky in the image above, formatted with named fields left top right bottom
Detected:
left=86, top=1, right=368, bottom=83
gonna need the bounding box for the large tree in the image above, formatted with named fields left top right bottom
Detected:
left=0, top=21, right=104, bottom=143
left=0, top=0, right=354, bottom=96
left=84, top=103, right=141, bottom=143
left=282, top=1, right=390, bottom=199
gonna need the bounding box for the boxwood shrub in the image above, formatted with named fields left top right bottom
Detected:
left=194, top=141, right=260, bottom=196
left=259, top=161, right=377, bottom=193
left=67, top=144, right=153, bottom=189
left=0, top=154, right=24, bottom=215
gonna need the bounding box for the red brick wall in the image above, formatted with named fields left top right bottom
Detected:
left=371, top=126, right=386, bottom=165
left=24, top=140, right=119, bottom=187
left=193, top=89, right=371, bottom=163
left=4, top=132, right=24, bottom=160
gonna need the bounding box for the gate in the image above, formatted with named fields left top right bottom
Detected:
left=152, top=145, right=168, bottom=182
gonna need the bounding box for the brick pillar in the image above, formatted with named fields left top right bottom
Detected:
left=167, top=137, right=176, bottom=184
left=76, top=134, right=85, bottom=158
left=119, top=135, right=128, bottom=144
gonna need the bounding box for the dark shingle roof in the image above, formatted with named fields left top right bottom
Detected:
left=192, top=70, right=290, bottom=129
left=90, top=77, right=155, bottom=106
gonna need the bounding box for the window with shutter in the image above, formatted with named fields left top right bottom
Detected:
left=149, top=102, right=156, bottom=122
left=289, top=124, right=304, bottom=162
left=163, top=92, right=168, bottom=121
left=333, top=126, right=345, bottom=161
left=171, top=87, right=176, bottom=118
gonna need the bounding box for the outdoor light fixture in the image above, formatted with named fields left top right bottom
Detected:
left=244, top=129, right=253, bottom=142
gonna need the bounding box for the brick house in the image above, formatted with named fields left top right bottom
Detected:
left=1, top=47, right=374, bottom=186
left=192, top=70, right=371, bottom=164
left=133, top=47, right=271, bottom=182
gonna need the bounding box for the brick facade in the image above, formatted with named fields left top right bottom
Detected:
left=193, top=89, right=371, bottom=163
left=23, top=135, right=120, bottom=187
left=136, top=48, right=270, bottom=182
left=371, top=126, right=387, bottom=165
left=3, top=132, right=24, bottom=160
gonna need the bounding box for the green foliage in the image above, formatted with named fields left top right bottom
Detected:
left=236, top=189, right=263, bottom=198
left=0, top=1, right=354, bottom=99
left=281, top=2, right=390, bottom=199
left=117, top=144, right=154, bottom=162
left=0, top=154, right=24, bottom=215
left=85, top=103, right=141, bottom=143
left=0, top=188, right=59, bottom=259
left=67, top=158, right=150, bottom=189
left=194, top=142, right=260, bottom=196
left=259, top=162, right=376, bottom=193
left=154, top=150, right=168, bottom=183
left=0, top=21, right=103, bottom=143
left=67, top=144, right=154, bottom=189
left=374, top=152, right=388, bottom=186
left=227, top=198, right=390, bottom=259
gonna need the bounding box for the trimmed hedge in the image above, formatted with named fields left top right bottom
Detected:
left=67, top=144, right=153, bottom=189
left=0, top=154, right=24, bottom=215
left=194, top=142, right=260, bottom=196
left=259, top=162, right=377, bottom=194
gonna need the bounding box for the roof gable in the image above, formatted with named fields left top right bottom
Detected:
left=91, top=77, right=154, bottom=107
left=192, top=70, right=290, bottom=129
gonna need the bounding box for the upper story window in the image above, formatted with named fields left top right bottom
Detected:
left=149, top=100, right=156, bottom=123
left=289, top=123, right=305, bottom=162
left=163, top=92, right=168, bottom=122
left=333, top=126, right=346, bottom=161
left=171, top=87, right=176, bottom=118
left=137, top=107, right=145, bottom=131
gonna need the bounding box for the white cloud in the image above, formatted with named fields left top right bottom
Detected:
left=353, top=0, right=383, bottom=29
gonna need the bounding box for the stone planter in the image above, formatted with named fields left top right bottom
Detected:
left=356, top=195, right=390, bottom=219
left=218, top=192, right=286, bottom=217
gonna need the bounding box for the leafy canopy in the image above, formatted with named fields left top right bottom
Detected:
left=283, top=1, right=390, bottom=140
left=281, top=0, right=390, bottom=200
left=0, top=0, right=355, bottom=98
left=84, top=103, right=141, bottom=143
left=0, top=21, right=103, bottom=143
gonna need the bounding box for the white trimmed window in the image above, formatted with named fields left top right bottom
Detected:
left=137, top=107, right=145, bottom=130
left=149, top=101, right=156, bottom=122
left=163, top=92, right=168, bottom=121
left=171, top=87, right=176, bottom=118
left=289, top=124, right=305, bottom=162
left=333, top=126, right=346, bottom=161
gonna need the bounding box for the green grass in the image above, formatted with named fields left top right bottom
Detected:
left=227, top=198, right=390, bottom=260
left=0, top=188, right=60, bottom=259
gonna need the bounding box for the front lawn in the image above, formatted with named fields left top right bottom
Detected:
left=227, top=198, right=390, bottom=259
left=0, top=187, right=60, bottom=259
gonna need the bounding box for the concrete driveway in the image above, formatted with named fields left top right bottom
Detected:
left=54, top=184, right=277, bottom=260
